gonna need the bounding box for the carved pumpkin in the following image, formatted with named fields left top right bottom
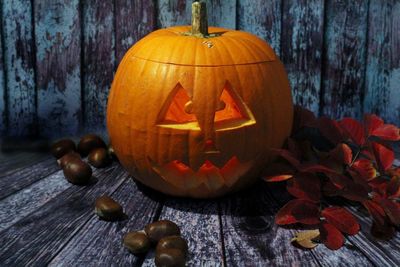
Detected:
left=107, top=1, right=293, bottom=198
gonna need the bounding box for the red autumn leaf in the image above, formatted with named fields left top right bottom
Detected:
left=340, top=181, right=370, bottom=202
left=299, top=163, right=339, bottom=175
left=387, top=167, right=400, bottom=178
left=363, top=200, right=386, bottom=226
left=319, top=222, right=345, bottom=250
left=386, top=176, right=400, bottom=198
left=322, top=181, right=342, bottom=197
left=321, top=206, right=360, bottom=235
left=351, top=159, right=377, bottom=181
left=339, top=118, right=365, bottom=146
left=330, top=143, right=353, bottom=165
left=317, top=117, right=344, bottom=145
left=271, top=149, right=301, bottom=169
left=364, top=114, right=384, bottom=136
left=292, top=105, right=318, bottom=132
left=371, top=220, right=396, bottom=240
left=371, top=141, right=394, bottom=171
left=275, top=199, right=320, bottom=225
left=286, top=173, right=321, bottom=202
left=287, top=138, right=303, bottom=159
left=263, top=162, right=295, bottom=182
left=371, top=124, right=400, bottom=141
left=368, top=176, right=388, bottom=195
left=379, top=198, right=400, bottom=226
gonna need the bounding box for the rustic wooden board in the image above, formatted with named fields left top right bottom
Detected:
left=48, top=178, right=163, bottom=266
left=364, top=0, right=400, bottom=124
left=0, top=163, right=127, bottom=265
left=157, top=0, right=235, bottom=30
left=2, top=0, right=36, bottom=136
left=265, top=183, right=374, bottom=267
left=321, top=0, right=368, bottom=120
left=0, top=157, right=59, bottom=199
left=142, top=198, right=223, bottom=266
left=0, top=151, right=49, bottom=175
left=115, top=0, right=156, bottom=64
left=281, top=0, right=324, bottom=114
left=219, top=183, right=319, bottom=267
left=82, top=1, right=115, bottom=134
left=0, top=10, right=5, bottom=135
left=35, top=0, right=81, bottom=137
left=237, top=0, right=282, bottom=54
left=0, top=169, right=71, bottom=231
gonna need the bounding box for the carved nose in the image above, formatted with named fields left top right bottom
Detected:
left=204, top=139, right=220, bottom=154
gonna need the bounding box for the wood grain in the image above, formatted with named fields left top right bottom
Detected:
left=157, top=0, right=235, bottom=30
left=48, top=179, right=163, bottom=267
left=142, top=199, right=223, bottom=266
left=0, top=163, right=127, bottom=265
left=0, top=151, right=49, bottom=174
left=0, top=8, right=5, bottom=135
left=2, top=0, right=36, bottom=136
left=321, top=0, right=368, bottom=120
left=82, top=0, right=115, bottom=134
left=281, top=0, right=324, bottom=114
left=237, top=0, right=282, bottom=54
left=115, top=0, right=156, bottom=64
left=219, top=182, right=319, bottom=266
left=364, top=0, right=400, bottom=124
left=0, top=169, right=71, bottom=231
left=35, top=0, right=81, bottom=137
left=0, top=157, right=59, bottom=200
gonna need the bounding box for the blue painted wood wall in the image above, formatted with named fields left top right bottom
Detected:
left=0, top=0, right=399, bottom=138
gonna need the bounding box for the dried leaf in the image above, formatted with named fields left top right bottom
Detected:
left=340, top=181, right=370, bottom=202
left=330, top=143, right=353, bottom=165
left=319, top=222, right=345, bottom=250
left=386, top=176, right=400, bottom=198
left=371, top=220, right=396, bottom=240
left=321, top=206, right=360, bottom=235
left=275, top=199, right=320, bottom=225
left=379, top=198, right=400, bottom=226
left=364, top=114, right=384, bottom=136
left=286, top=173, right=321, bottom=202
left=292, top=105, right=318, bottom=132
left=339, top=118, right=365, bottom=146
left=371, top=141, right=394, bottom=171
left=291, top=230, right=320, bottom=249
left=271, top=149, right=301, bottom=169
left=363, top=200, right=386, bottom=226
left=387, top=167, right=400, bottom=178
left=365, top=114, right=400, bottom=141
left=351, top=159, right=377, bottom=181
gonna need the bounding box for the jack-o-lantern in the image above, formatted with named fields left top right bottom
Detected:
left=107, top=1, right=293, bottom=198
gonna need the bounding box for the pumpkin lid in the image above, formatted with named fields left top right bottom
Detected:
left=128, top=26, right=277, bottom=67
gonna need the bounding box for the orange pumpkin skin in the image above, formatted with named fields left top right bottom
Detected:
left=107, top=26, right=293, bottom=198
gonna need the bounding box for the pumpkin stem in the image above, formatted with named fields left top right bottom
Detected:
left=191, top=0, right=209, bottom=37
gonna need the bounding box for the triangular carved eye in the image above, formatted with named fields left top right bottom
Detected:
left=214, top=85, right=248, bottom=123
left=158, top=83, right=197, bottom=124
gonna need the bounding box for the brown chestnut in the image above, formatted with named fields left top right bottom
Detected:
left=95, top=195, right=124, bottom=221
left=77, top=134, right=106, bottom=157
left=145, top=220, right=181, bottom=243
left=58, top=151, right=81, bottom=168
left=155, top=248, right=186, bottom=267
left=88, top=148, right=111, bottom=168
left=156, top=236, right=188, bottom=256
left=63, top=158, right=92, bottom=185
left=51, top=139, right=76, bottom=159
left=123, top=231, right=151, bottom=254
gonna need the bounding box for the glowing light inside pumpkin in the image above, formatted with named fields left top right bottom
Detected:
left=161, top=84, right=246, bottom=124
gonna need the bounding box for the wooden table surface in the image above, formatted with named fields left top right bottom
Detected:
left=0, top=150, right=399, bottom=267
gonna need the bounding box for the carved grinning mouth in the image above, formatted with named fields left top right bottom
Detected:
left=148, top=156, right=253, bottom=192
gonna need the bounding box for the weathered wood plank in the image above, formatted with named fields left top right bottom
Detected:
left=35, top=0, right=81, bottom=137
left=157, top=0, right=235, bottom=29
left=0, top=169, right=71, bottom=231
left=281, top=0, right=324, bottom=114
left=0, top=157, right=59, bottom=200
left=82, top=0, right=114, bottom=134
left=49, top=179, right=163, bottom=267
left=321, top=0, right=368, bottom=120
left=364, top=0, right=400, bottom=125
left=142, top=199, right=223, bottom=266
left=115, top=0, right=156, bottom=63
left=219, top=183, right=319, bottom=267
left=0, top=151, right=49, bottom=174
left=2, top=0, right=36, bottom=136
left=237, top=0, right=282, bottom=54
left=0, top=163, right=127, bottom=265
left=0, top=4, right=6, bottom=135
left=265, top=183, right=374, bottom=267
